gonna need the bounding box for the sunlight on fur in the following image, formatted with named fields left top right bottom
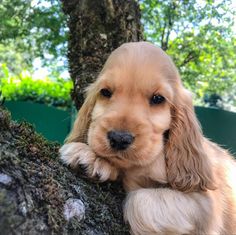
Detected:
left=60, top=42, right=236, bottom=234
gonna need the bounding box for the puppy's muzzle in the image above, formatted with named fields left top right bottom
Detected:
left=107, top=130, right=134, bottom=151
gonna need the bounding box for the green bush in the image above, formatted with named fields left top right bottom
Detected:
left=0, top=64, right=73, bottom=109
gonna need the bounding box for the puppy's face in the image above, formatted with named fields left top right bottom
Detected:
left=87, top=42, right=177, bottom=169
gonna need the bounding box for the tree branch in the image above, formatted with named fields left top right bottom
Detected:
left=179, top=51, right=198, bottom=67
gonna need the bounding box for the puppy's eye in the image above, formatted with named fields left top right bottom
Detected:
left=150, top=94, right=165, bottom=105
left=100, top=88, right=112, bottom=98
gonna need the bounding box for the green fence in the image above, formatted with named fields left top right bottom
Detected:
left=4, top=101, right=236, bottom=156
left=195, top=106, right=236, bottom=156
left=4, top=101, right=71, bottom=144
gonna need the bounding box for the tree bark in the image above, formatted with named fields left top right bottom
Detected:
left=62, top=0, right=143, bottom=109
left=0, top=107, right=129, bottom=234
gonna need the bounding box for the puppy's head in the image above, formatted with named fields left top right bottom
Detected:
left=67, top=42, right=215, bottom=192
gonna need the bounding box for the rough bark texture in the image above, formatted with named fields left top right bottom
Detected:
left=0, top=107, right=129, bottom=235
left=62, top=0, right=143, bottom=109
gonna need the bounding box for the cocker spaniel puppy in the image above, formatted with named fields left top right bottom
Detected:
left=60, top=42, right=236, bottom=234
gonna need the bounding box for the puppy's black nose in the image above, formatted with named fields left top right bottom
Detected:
left=107, top=130, right=134, bottom=151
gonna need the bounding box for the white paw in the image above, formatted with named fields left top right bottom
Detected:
left=59, top=142, right=96, bottom=168
left=59, top=142, right=118, bottom=181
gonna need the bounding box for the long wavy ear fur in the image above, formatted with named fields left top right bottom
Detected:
left=165, top=86, right=216, bottom=192
left=65, top=82, right=98, bottom=143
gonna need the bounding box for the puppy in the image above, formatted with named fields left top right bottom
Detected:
left=60, top=42, right=236, bottom=234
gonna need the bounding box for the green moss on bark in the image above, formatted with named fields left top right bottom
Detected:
left=0, top=107, right=129, bottom=234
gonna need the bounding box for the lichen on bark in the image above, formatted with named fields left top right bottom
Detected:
left=0, top=107, right=129, bottom=235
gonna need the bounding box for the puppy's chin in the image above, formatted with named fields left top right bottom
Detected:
left=87, top=128, right=164, bottom=169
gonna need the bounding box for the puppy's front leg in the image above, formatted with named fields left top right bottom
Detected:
left=124, top=188, right=200, bottom=235
left=59, top=142, right=118, bottom=181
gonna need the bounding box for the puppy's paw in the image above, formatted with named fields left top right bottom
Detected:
left=91, top=158, right=119, bottom=181
left=59, top=142, right=118, bottom=181
left=59, top=142, right=96, bottom=169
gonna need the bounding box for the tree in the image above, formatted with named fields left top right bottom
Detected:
left=0, top=107, right=129, bottom=234
left=62, top=0, right=143, bottom=109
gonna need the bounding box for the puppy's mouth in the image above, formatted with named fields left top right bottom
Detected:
left=89, top=126, right=162, bottom=167
left=93, top=145, right=132, bottom=159
left=90, top=134, right=161, bottom=169
left=90, top=132, right=137, bottom=163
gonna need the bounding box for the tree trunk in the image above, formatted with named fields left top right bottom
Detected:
left=0, top=107, right=129, bottom=234
left=62, top=0, right=143, bottom=109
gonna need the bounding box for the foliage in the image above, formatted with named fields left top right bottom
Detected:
left=0, top=0, right=67, bottom=75
left=0, top=43, right=32, bottom=76
left=0, top=64, right=72, bottom=109
left=140, top=0, right=236, bottom=110
left=0, top=0, right=235, bottom=111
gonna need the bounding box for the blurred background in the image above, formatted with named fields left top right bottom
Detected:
left=0, top=0, right=235, bottom=111
left=0, top=0, right=235, bottom=151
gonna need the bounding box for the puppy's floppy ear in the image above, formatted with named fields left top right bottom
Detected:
left=65, top=82, right=98, bottom=143
left=165, top=86, right=216, bottom=192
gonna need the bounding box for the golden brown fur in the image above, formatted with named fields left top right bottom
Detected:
left=60, top=42, right=236, bottom=234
